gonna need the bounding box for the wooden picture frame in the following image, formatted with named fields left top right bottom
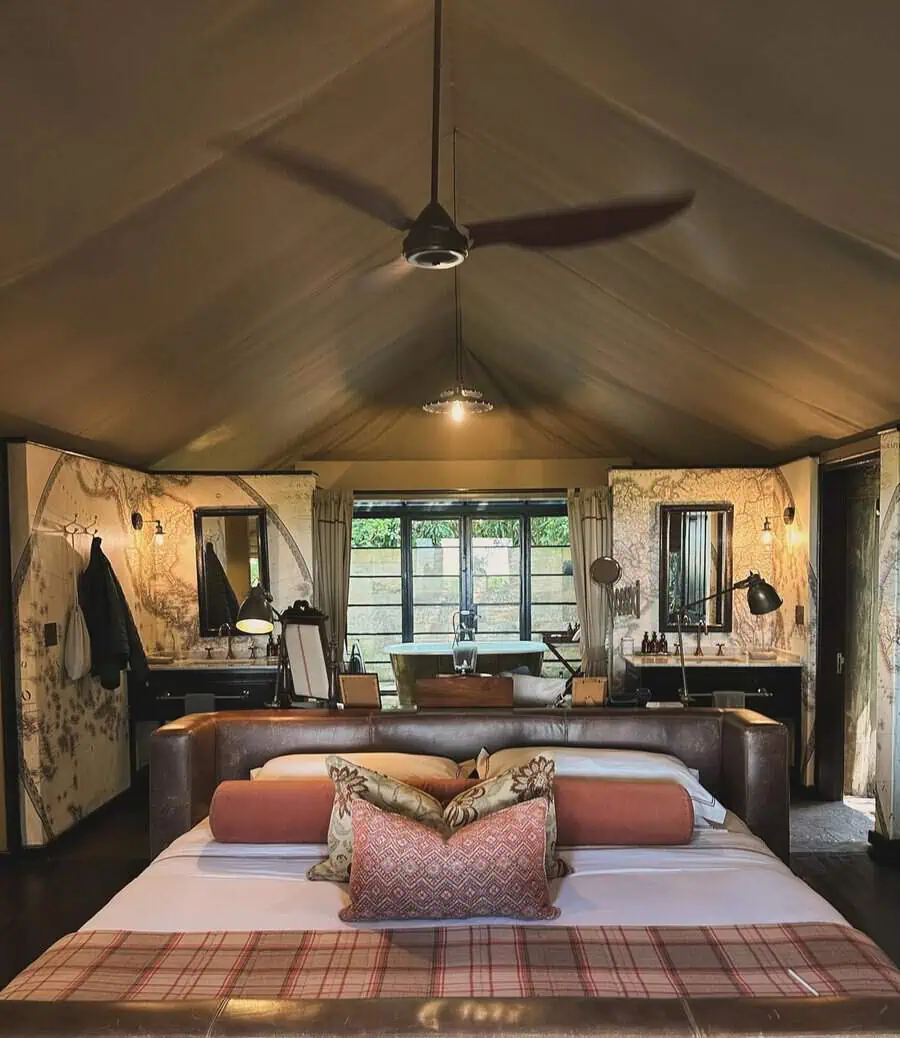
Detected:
left=339, top=673, right=381, bottom=708
left=571, top=677, right=608, bottom=707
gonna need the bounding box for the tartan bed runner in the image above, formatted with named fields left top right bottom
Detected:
left=3, top=923, right=900, bottom=1002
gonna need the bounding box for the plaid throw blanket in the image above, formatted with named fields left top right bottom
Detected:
left=4, top=924, right=900, bottom=1002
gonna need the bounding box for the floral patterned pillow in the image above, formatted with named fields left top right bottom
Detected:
left=443, top=755, right=570, bottom=879
left=307, top=756, right=448, bottom=882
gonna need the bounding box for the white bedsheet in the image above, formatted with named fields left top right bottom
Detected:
left=82, top=819, right=844, bottom=932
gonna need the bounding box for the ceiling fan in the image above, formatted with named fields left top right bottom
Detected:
left=220, top=0, right=694, bottom=283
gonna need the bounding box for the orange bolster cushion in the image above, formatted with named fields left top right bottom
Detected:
left=209, top=777, right=477, bottom=844
left=209, top=776, right=693, bottom=845
left=553, top=777, right=694, bottom=846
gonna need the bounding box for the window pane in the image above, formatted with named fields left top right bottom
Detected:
left=471, top=518, right=521, bottom=639
left=528, top=516, right=577, bottom=660
left=348, top=575, right=402, bottom=604
left=411, top=520, right=460, bottom=640
left=473, top=574, right=520, bottom=602
left=476, top=604, right=521, bottom=635
left=530, top=574, right=576, bottom=603
left=531, top=602, right=579, bottom=631
left=348, top=518, right=404, bottom=691
left=530, top=516, right=570, bottom=547
left=351, top=517, right=401, bottom=549
left=412, top=607, right=460, bottom=637
left=347, top=604, right=402, bottom=634
left=530, top=546, right=572, bottom=575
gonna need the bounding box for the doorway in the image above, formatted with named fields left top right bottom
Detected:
left=816, top=456, right=880, bottom=803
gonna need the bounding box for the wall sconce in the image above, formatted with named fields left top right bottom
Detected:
left=131, top=511, right=165, bottom=546
left=760, top=505, right=796, bottom=546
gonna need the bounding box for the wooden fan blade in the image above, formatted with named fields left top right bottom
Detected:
left=356, top=256, right=416, bottom=292
left=467, top=192, right=694, bottom=250
left=215, top=135, right=415, bottom=232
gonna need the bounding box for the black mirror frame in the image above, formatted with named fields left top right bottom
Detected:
left=658, top=502, right=734, bottom=634
left=194, top=507, right=270, bottom=637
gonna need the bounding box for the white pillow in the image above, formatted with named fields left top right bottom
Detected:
left=250, top=751, right=464, bottom=782
left=476, top=746, right=726, bottom=826
left=511, top=675, right=567, bottom=707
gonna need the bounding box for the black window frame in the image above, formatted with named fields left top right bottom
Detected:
left=350, top=499, right=570, bottom=644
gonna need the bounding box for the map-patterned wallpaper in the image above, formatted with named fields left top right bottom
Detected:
left=609, top=462, right=818, bottom=785
left=7, top=442, right=313, bottom=847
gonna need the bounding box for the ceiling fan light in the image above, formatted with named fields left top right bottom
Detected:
left=422, top=385, right=493, bottom=419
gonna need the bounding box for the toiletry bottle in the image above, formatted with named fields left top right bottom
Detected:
left=641, top=631, right=650, bottom=654
left=649, top=631, right=657, bottom=653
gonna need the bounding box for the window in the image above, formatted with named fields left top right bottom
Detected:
left=346, top=501, right=578, bottom=687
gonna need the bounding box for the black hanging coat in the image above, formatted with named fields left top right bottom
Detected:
left=78, top=536, right=149, bottom=690
left=203, top=541, right=239, bottom=631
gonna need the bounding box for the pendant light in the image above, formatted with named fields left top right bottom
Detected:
left=422, top=130, right=493, bottom=422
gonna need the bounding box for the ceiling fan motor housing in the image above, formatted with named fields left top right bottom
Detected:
left=403, top=200, right=469, bottom=268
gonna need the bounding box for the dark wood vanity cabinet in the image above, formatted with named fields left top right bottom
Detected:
left=128, top=665, right=278, bottom=772
left=129, top=666, right=278, bottom=723
left=623, top=659, right=802, bottom=779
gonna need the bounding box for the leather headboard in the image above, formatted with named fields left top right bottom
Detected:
left=150, top=707, right=789, bottom=861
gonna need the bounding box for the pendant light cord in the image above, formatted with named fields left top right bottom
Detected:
left=430, top=0, right=443, bottom=204
left=452, top=125, right=463, bottom=387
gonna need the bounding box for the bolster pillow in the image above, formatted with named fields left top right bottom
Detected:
left=210, top=775, right=693, bottom=846
left=553, top=776, right=694, bottom=846
left=209, top=777, right=476, bottom=844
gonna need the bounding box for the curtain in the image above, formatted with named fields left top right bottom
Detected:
left=567, top=488, right=612, bottom=676
left=313, top=489, right=353, bottom=656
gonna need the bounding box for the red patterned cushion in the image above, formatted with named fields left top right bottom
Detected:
left=340, top=797, right=560, bottom=922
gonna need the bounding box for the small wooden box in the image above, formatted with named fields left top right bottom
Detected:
left=413, top=675, right=514, bottom=709
left=571, top=677, right=608, bottom=706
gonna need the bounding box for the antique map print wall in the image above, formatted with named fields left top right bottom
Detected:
left=7, top=442, right=313, bottom=846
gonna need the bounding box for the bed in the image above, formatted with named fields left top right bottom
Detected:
left=2, top=708, right=900, bottom=1037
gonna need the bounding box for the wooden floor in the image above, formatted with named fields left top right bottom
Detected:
left=0, top=789, right=898, bottom=989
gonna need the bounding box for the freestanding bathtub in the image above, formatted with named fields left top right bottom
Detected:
left=384, top=640, right=546, bottom=706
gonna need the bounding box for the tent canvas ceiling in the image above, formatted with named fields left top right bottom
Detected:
left=1, top=0, right=898, bottom=470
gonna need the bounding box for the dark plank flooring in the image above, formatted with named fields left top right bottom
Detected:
left=0, top=779, right=149, bottom=988
left=1, top=788, right=899, bottom=988
left=791, top=851, right=900, bottom=965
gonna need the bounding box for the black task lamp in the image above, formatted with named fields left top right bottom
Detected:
left=236, top=585, right=277, bottom=635
left=236, top=587, right=338, bottom=708
left=675, top=572, right=782, bottom=705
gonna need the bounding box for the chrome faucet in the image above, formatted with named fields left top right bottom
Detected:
left=218, top=623, right=235, bottom=660
left=694, top=618, right=707, bottom=656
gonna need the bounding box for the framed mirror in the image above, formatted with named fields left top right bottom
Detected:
left=195, top=508, right=270, bottom=636
left=659, top=503, right=733, bottom=633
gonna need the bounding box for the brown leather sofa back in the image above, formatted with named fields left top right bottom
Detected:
left=150, top=707, right=789, bottom=861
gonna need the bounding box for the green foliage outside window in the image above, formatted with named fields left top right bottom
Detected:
left=351, top=514, right=570, bottom=548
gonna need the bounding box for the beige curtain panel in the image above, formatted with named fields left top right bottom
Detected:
left=312, top=489, right=354, bottom=656
left=567, top=488, right=612, bottom=677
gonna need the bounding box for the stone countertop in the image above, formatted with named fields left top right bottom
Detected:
left=147, top=658, right=278, bottom=672
left=623, top=653, right=802, bottom=669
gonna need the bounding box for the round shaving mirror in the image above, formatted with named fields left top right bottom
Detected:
left=589, top=556, right=622, bottom=586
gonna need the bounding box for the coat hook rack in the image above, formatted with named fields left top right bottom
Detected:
left=61, top=514, right=98, bottom=538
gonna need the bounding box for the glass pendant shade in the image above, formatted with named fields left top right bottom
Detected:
left=760, top=517, right=774, bottom=546
left=422, top=385, right=493, bottom=421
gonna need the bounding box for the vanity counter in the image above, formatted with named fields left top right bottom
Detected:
left=623, top=653, right=802, bottom=669
left=148, top=658, right=278, bottom=672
